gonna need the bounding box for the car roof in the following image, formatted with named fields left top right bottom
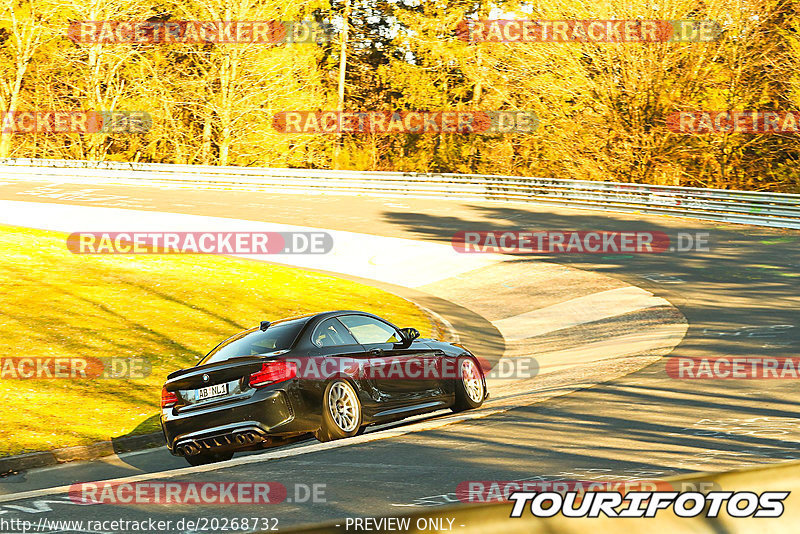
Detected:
left=252, top=310, right=386, bottom=331
left=208, top=311, right=394, bottom=357
left=310, top=310, right=387, bottom=322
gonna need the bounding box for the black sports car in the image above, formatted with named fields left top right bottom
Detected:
left=160, top=310, right=488, bottom=465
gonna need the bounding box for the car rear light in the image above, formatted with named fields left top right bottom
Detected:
left=161, top=387, right=178, bottom=408
left=249, top=360, right=297, bottom=388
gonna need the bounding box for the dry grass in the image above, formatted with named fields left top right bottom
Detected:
left=0, top=224, right=431, bottom=457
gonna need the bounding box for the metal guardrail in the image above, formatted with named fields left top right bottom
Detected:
left=1, top=158, right=799, bottom=229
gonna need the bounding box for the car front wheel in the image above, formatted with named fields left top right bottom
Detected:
left=315, top=379, right=363, bottom=442
left=452, top=356, right=485, bottom=412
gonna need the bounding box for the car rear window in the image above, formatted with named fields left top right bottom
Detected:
left=198, top=319, right=307, bottom=365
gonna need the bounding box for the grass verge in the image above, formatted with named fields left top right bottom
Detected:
left=0, top=224, right=432, bottom=457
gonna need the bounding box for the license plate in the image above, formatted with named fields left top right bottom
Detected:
left=197, top=383, right=228, bottom=400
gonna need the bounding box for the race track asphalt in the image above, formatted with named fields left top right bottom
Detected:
left=0, top=179, right=798, bottom=532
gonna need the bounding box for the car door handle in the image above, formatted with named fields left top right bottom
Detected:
left=368, top=348, right=384, bottom=356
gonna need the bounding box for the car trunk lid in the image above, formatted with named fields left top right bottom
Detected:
left=165, top=355, right=283, bottom=408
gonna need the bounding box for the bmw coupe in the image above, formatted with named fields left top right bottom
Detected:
left=160, top=310, right=488, bottom=465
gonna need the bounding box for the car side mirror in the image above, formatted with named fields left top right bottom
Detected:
left=398, top=327, right=420, bottom=345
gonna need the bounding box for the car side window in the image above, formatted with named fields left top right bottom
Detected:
left=338, top=315, right=400, bottom=345
left=313, top=318, right=359, bottom=347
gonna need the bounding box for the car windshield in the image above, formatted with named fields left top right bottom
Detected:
left=198, top=319, right=307, bottom=365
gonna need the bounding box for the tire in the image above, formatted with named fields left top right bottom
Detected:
left=315, top=379, right=363, bottom=442
left=451, top=356, right=485, bottom=412
left=184, top=450, right=234, bottom=466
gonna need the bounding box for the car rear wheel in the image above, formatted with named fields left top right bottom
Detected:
left=184, top=450, right=234, bottom=466
left=452, top=356, right=485, bottom=412
left=315, top=379, right=362, bottom=442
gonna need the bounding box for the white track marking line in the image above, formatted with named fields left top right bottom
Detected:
left=484, top=322, right=687, bottom=391
left=0, top=198, right=689, bottom=502
left=0, top=408, right=505, bottom=504
left=0, top=321, right=690, bottom=506
left=492, top=286, right=670, bottom=341
left=532, top=323, right=688, bottom=374
left=0, top=200, right=506, bottom=288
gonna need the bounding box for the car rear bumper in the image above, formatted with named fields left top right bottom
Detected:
left=161, top=385, right=313, bottom=456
